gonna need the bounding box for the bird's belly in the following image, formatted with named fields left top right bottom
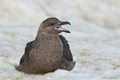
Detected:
left=28, top=40, right=63, bottom=71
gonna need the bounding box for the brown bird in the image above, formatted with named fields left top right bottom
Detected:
left=15, top=17, right=75, bottom=74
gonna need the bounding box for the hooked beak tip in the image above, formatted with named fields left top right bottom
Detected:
left=60, top=21, right=71, bottom=25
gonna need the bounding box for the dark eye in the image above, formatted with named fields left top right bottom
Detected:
left=50, top=23, right=55, bottom=26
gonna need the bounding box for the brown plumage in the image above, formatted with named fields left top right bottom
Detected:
left=15, top=17, right=75, bottom=74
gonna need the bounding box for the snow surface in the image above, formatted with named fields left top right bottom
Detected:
left=0, top=0, right=120, bottom=80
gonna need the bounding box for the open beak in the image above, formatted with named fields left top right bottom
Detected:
left=55, top=21, right=71, bottom=33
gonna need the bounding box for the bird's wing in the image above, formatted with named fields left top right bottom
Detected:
left=59, top=35, right=73, bottom=61
left=20, top=35, right=73, bottom=64
left=20, top=40, right=34, bottom=65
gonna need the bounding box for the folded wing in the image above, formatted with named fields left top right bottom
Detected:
left=20, top=35, right=73, bottom=65
left=59, top=35, right=73, bottom=61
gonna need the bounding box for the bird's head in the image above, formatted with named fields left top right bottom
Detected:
left=40, top=17, right=71, bottom=34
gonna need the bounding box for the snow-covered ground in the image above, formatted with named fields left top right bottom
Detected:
left=0, top=0, right=120, bottom=80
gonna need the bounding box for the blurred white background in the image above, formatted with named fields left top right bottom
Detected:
left=0, top=0, right=120, bottom=80
left=0, top=0, right=120, bottom=29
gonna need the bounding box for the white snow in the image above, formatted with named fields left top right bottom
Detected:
left=0, top=0, right=120, bottom=80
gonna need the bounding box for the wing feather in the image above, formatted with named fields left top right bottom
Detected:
left=59, top=35, right=73, bottom=61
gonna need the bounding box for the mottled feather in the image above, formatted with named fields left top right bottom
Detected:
left=20, top=35, right=73, bottom=65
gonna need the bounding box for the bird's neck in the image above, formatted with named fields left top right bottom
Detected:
left=34, top=32, right=63, bottom=53
left=37, top=27, right=60, bottom=36
left=35, top=32, right=59, bottom=43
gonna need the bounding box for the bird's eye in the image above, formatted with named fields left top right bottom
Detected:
left=50, top=23, right=55, bottom=26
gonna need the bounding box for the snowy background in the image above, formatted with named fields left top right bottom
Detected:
left=0, top=0, right=120, bottom=80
